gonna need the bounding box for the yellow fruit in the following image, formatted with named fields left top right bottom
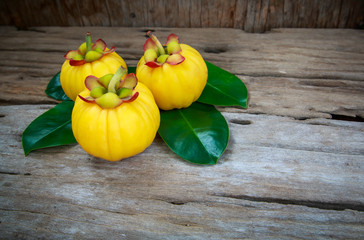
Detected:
left=61, top=52, right=126, bottom=101
left=136, top=32, right=208, bottom=110
left=72, top=82, right=160, bottom=161
left=60, top=32, right=127, bottom=101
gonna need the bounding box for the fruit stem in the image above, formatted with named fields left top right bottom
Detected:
left=108, top=66, right=127, bottom=93
left=147, top=31, right=165, bottom=55
left=86, top=32, right=92, bottom=53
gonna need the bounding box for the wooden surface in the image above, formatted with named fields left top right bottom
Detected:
left=0, top=27, right=364, bottom=239
left=1, top=0, right=363, bottom=32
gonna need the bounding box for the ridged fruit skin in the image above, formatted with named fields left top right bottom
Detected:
left=61, top=52, right=126, bottom=101
left=72, top=82, right=160, bottom=161
left=136, top=44, right=208, bottom=110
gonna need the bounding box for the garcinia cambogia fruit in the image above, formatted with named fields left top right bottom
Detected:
left=61, top=32, right=127, bottom=101
left=136, top=31, right=208, bottom=110
left=72, top=66, right=160, bottom=161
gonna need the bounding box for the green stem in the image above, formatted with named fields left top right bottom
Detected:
left=86, top=32, right=92, bottom=52
left=108, top=66, right=127, bottom=93
left=147, top=31, right=165, bottom=55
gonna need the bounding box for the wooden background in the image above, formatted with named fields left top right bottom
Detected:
left=0, top=0, right=363, bottom=32
left=1, top=0, right=364, bottom=238
left=0, top=26, right=363, bottom=238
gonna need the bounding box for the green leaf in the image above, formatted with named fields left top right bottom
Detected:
left=128, top=66, right=136, bottom=74
left=158, top=102, right=229, bottom=165
left=45, top=72, right=71, bottom=101
left=198, top=61, right=248, bottom=108
left=22, top=101, right=76, bottom=155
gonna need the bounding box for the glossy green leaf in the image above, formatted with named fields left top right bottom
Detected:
left=158, top=102, right=229, bottom=164
left=198, top=61, right=248, bottom=108
left=22, top=101, right=76, bottom=155
left=45, top=72, right=71, bottom=101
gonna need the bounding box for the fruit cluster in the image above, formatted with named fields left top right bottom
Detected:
left=61, top=32, right=207, bottom=161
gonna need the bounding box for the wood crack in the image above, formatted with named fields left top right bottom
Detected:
left=0, top=170, right=31, bottom=176
left=16, top=27, right=47, bottom=33
left=235, top=73, right=364, bottom=82
left=213, top=193, right=364, bottom=212
left=293, top=113, right=364, bottom=123
left=330, top=114, right=364, bottom=122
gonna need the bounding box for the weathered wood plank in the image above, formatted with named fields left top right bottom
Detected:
left=1, top=186, right=363, bottom=239
left=1, top=191, right=363, bottom=240
left=0, top=105, right=363, bottom=239
left=1, top=105, right=363, bottom=205
left=267, top=0, right=284, bottom=29
left=238, top=76, right=364, bottom=119
left=0, top=27, right=363, bottom=120
left=233, top=0, right=248, bottom=29
left=244, top=0, right=270, bottom=33
left=1, top=0, right=363, bottom=32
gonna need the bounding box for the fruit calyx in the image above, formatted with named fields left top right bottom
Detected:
left=143, top=31, right=185, bottom=68
left=64, top=32, right=116, bottom=66
left=79, top=66, right=139, bottom=109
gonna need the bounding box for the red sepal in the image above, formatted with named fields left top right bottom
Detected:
left=64, top=50, right=80, bottom=59
left=166, top=54, right=185, bottom=65
left=143, top=38, right=158, bottom=52
left=118, top=73, right=138, bottom=90
left=145, top=61, right=162, bottom=68
left=92, top=39, right=107, bottom=51
left=123, top=92, right=139, bottom=103
left=103, top=46, right=116, bottom=54
left=166, top=33, right=179, bottom=45
left=78, top=95, right=95, bottom=103
left=69, top=59, right=86, bottom=66
left=84, top=75, right=102, bottom=91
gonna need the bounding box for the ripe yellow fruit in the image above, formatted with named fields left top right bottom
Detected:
left=60, top=32, right=126, bottom=101
left=61, top=52, right=126, bottom=101
left=136, top=33, right=208, bottom=110
left=72, top=80, right=160, bottom=161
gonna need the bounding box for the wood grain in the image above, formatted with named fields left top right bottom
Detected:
left=1, top=0, right=363, bottom=32
left=0, top=105, right=363, bottom=239
left=0, top=26, right=364, bottom=238
left=0, top=27, right=363, bottom=120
